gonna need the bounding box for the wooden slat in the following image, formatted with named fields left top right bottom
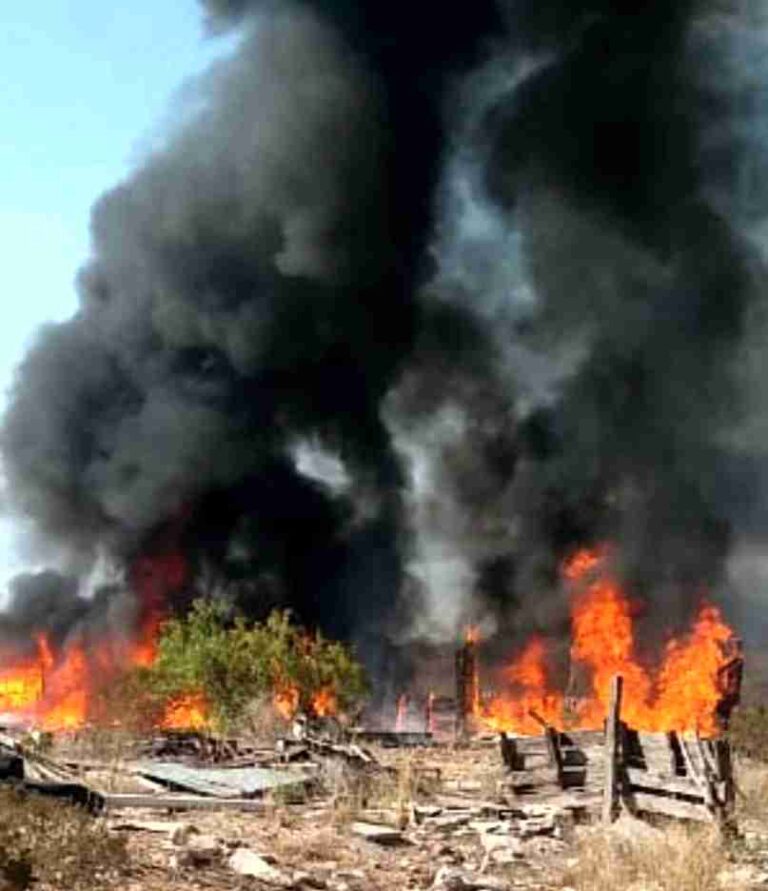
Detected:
left=625, top=769, right=711, bottom=799
left=628, top=791, right=712, bottom=823
left=503, top=767, right=560, bottom=787
left=103, top=794, right=268, bottom=812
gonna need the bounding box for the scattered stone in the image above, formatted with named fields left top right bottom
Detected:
left=431, top=866, right=511, bottom=891
left=429, top=814, right=472, bottom=831
left=170, top=823, right=198, bottom=846
left=480, top=833, right=524, bottom=866
left=469, top=821, right=508, bottom=835
left=416, top=806, right=443, bottom=819
left=350, top=822, right=404, bottom=845
left=178, top=833, right=221, bottom=866
left=518, top=816, right=556, bottom=839
left=228, top=848, right=291, bottom=886
left=293, top=871, right=328, bottom=889
left=718, top=865, right=768, bottom=887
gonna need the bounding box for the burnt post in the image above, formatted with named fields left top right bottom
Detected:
left=455, top=630, right=480, bottom=738
left=424, top=692, right=435, bottom=736
left=602, top=674, right=623, bottom=825
left=716, top=636, right=744, bottom=731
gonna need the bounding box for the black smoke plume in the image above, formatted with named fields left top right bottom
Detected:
left=1, top=0, right=766, bottom=668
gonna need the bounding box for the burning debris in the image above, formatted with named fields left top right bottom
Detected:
left=473, top=548, right=741, bottom=737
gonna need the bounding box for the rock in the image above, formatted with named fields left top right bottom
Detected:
left=518, top=817, right=556, bottom=839
left=292, top=871, right=327, bottom=889
left=718, top=864, right=768, bottom=887
left=350, top=822, right=403, bottom=845
left=429, top=814, right=472, bottom=831
left=431, top=867, right=511, bottom=891
left=312, top=861, right=340, bottom=872
left=176, top=834, right=221, bottom=867
left=469, top=821, right=507, bottom=835
left=416, top=806, right=443, bottom=819
left=480, top=834, right=520, bottom=854
left=170, top=823, right=198, bottom=846
left=480, top=833, right=524, bottom=866
left=228, top=848, right=291, bottom=886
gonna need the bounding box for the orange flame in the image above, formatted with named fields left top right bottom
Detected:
left=478, top=547, right=738, bottom=736
left=273, top=684, right=300, bottom=720
left=654, top=604, right=735, bottom=736
left=0, top=550, right=190, bottom=731
left=311, top=687, right=337, bottom=718
left=483, top=637, right=564, bottom=734
left=161, top=692, right=209, bottom=730
left=39, top=643, right=89, bottom=731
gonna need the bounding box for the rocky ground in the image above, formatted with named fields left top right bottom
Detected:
left=75, top=743, right=768, bottom=891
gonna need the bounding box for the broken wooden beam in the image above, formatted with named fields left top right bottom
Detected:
left=103, top=793, right=269, bottom=813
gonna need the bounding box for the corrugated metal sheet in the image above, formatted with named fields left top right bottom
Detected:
left=137, top=762, right=312, bottom=798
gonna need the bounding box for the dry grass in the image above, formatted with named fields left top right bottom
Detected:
left=561, top=818, right=735, bottom=891
left=321, top=754, right=431, bottom=827
left=0, top=787, right=128, bottom=890
left=729, top=706, right=768, bottom=762
left=735, top=757, right=768, bottom=823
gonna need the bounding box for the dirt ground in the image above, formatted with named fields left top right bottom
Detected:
left=75, top=743, right=768, bottom=891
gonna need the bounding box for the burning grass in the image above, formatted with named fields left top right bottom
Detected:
left=0, top=787, right=128, bottom=890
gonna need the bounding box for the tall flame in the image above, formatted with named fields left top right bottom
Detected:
left=479, top=547, right=738, bottom=736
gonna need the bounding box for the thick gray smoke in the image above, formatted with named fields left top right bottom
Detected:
left=390, top=2, right=768, bottom=648
left=1, top=0, right=766, bottom=667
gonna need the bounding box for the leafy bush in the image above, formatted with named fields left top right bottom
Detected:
left=138, top=600, right=368, bottom=731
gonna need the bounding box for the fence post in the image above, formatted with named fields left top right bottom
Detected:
left=602, top=674, right=624, bottom=824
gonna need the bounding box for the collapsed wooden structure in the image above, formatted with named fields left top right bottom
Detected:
left=498, top=674, right=740, bottom=828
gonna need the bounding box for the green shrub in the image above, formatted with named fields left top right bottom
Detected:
left=138, top=600, right=368, bottom=731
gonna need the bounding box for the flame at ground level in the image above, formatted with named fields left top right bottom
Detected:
left=161, top=692, right=209, bottom=730
left=479, top=548, right=739, bottom=737
left=0, top=546, right=739, bottom=737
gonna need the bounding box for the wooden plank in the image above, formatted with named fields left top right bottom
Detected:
left=502, top=767, right=560, bottom=787
left=558, top=730, right=604, bottom=748
left=628, top=791, right=711, bottom=823
left=602, top=675, right=623, bottom=824
left=625, top=769, right=710, bottom=799
left=103, top=794, right=268, bottom=813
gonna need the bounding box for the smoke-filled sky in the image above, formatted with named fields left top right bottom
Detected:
left=0, top=0, right=237, bottom=590
left=4, top=0, right=768, bottom=670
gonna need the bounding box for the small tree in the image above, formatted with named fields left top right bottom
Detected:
left=144, top=600, right=368, bottom=731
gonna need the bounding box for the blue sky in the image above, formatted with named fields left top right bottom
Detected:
left=0, top=0, right=234, bottom=584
